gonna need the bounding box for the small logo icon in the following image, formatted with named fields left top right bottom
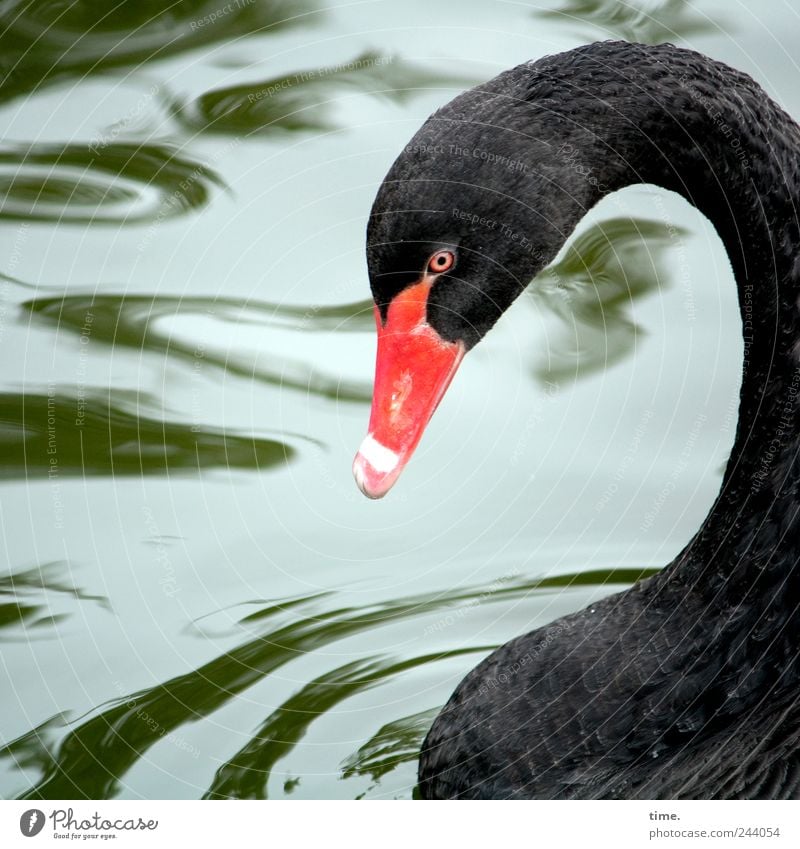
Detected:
left=19, top=810, right=45, bottom=837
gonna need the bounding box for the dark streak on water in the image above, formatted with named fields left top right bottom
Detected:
left=2, top=568, right=657, bottom=799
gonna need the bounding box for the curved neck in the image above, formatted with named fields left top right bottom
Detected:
left=418, top=48, right=800, bottom=800
left=545, top=48, right=800, bottom=583
left=532, top=48, right=800, bottom=728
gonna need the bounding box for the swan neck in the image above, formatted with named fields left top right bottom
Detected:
left=596, top=65, right=800, bottom=577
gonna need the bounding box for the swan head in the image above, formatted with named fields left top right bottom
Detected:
left=353, top=85, right=606, bottom=498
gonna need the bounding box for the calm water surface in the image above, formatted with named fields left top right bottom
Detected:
left=1, top=0, right=798, bottom=799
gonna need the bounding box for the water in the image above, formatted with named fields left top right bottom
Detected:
left=0, top=0, right=797, bottom=800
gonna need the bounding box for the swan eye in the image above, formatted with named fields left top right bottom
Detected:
left=427, top=250, right=455, bottom=274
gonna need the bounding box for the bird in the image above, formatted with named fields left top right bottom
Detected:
left=351, top=40, right=800, bottom=799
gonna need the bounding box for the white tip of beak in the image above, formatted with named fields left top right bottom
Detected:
left=353, top=435, right=402, bottom=499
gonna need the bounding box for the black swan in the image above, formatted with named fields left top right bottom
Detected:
left=352, top=41, right=800, bottom=799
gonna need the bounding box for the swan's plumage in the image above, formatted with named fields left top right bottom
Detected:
left=361, top=41, right=800, bottom=799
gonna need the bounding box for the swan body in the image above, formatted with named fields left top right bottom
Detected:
left=353, top=41, right=800, bottom=799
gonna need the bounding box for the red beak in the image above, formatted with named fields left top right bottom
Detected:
left=353, top=279, right=465, bottom=499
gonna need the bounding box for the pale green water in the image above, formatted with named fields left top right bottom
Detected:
left=0, top=0, right=796, bottom=799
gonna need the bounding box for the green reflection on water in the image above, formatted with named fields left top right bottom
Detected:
left=529, top=217, right=689, bottom=381
left=0, top=391, right=293, bottom=477
left=535, top=0, right=720, bottom=43
left=20, top=213, right=686, bottom=410
left=205, top=647, right=485, bottom=799
left=12, top=567, right=656, bottom=799
left=0, top=0, right=314, bottom=105
left=0, top=562, right=109, bottom=638
left=341, top=707, right=439, bottom=788
left=171, top=51, right=478, bottom=136
left=23, top=292, right=373, bottom=402
left=0, top=144, right=224, bottom=224
left=0, top=715, right=66, bottom=785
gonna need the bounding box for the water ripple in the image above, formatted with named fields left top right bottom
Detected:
left=170, top=51, right=478, bottom=136
left=0, top=390, right=294, bottom=477
left=24, top=292, right=373, bottom=402
left=0, top=143, right=225, bottom=224
left=0, top=0, right=314, bottom=104
left=534, top=0, right=723, bottom=44
left=528, top=217, right=689, bottom=382
left=11, top=568, right=656, bottom=799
